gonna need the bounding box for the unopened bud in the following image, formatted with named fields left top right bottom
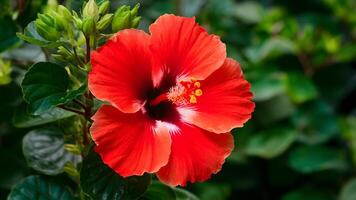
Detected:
left=99, top=1, right=110, bottom=15
left=45, top=0, right=58, bottom=12
left=64, top=144, right=82, bottom=155
left=0, top=59, right=11, bottom=85
left=72, top=11, right=83, bottom=29
left=57, top=5, right=72, bottom=21
left=130, top=3, right=140, bottom=17
left=58, top=46, right=72, bottom=58
left=64, top=162, right=79, bottom=178
left=47, top=0, right=58, bottom=7
left=82, top=17, right=96, bottom=36
left=112, top=12, right=130, bottom=32
left=52, top=54, right=66, bottom=62
left=112, top=4, right=140, bottom=32
left=97, top=13, right=113, bottom=31
left=35, top=18, right=60, bottom=41
left=37, top=13, right=54, bottom=26
left=83, top=0, right=99, bottom=22
left=51, top=11, right=67, bottom=30
left=131, top=16, right=141, bottom=28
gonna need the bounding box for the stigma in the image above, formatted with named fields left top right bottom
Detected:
left=167, top=79, right=203, bottom=106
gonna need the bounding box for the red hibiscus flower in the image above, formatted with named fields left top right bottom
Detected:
left=88, top=14, right=255, bottom=186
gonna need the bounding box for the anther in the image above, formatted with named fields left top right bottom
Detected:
left=167, top=79, right=203, bottom=105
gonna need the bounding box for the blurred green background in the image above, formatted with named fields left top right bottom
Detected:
left=1, top=0, right=356, bottom=199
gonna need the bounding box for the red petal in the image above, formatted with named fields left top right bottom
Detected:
left=89, top=29, right=153, bottom=113
left=90, top=105, right=171, bottom=177
left=149, top=14, right=226, bottom=86
left=178, top=58, right=255, bottom=133
left=156, top=122, right=234, bottom=186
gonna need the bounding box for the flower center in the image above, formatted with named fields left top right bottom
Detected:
left=150, top=79, right=203, bottom=106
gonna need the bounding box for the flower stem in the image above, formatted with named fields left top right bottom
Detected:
left=73, top=47, right=85, bottom=69
left=74, top=99, right=87, bottom=111
left=85, top=36, right=91, bottom=63
left=57, top=105, right=86, bottom=116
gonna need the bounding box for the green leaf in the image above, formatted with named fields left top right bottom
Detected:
left=22, top=62, right=68, bottom=114
left=16, top=21, right=64, bottom=47
left=0, top=17, right=22, bottom=52
left=286, top=72, right=318, bottom=103
left=2, top=44, right=45, bottom=63
left=7, top=175, right=74, bottom=200
left=282, top=188, right=332, bottom=200
left=339, top=178, right=356, bottom=200
left=245, top=126, right=297, bottom=159
left=288, top=145, right=347, bottom=173
left=0, top=149, right=27, bottom=189
left=80, top=151, right=151, bottom=200
left=21, top=62, right=85, bottom=114
left=13, top=103, right=74, bottom=128
left=193, top=182, right=231, bottom=200
left=292, top=102, right=338, bottom=145
left=340, top=117, right=356, bottom=162
left=234, top=1, right=263, bottom=24
left=141, top=181, right=176, bottom=200
left=246, top=37, right=296, bottom=63
left=174, top=188, right=199, bottom=200
left=22, top=127, right=81, bottom=175
left=251, top=72, right=286, bottom=101
left=254, top=94, right=294, bottom=125
left=334, top=44, right=356, bottom=63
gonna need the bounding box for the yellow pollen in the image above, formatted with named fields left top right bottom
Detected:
left=167, top=79, right=203, bottom=105
left=195, top=89, right=203, bottom=96
left=189, top=95, right=197, bottom=103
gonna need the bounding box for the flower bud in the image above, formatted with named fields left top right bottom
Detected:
left=35, top=18, right=60, bottom=41
left=64, top=144, right=82, bottom=155
left=63, top=162, right=79, bottom=178
left=98, top=1, right=110, bottom=15
left=112, top=4, right=140, bottom=32
left=44, top=0, right=58, bottom=13
left=97, top=13, right=113, bottom=31
left=58, top=46, right=72, bottom=58
left=131, top=16, right=141, bottom=28
left=37, top=13, right=54, bottom=26
left=82, top=17, right=96, bottom=36
left=52, top=54, right=66, bottom=62
left=47, top=0, right=58, bottom=7
left=51, top=11, right=67, bottom=30
left=57, top=5, right=72, bottom=21
left=83, top=0, right=99, bottom=22
left=112, top=11, right=130, bottom=32
left=72, top=11, right=83, bottom=29
left=0, top=59, right=11, bottom=85
left=130, top=3, right=140, bottom=17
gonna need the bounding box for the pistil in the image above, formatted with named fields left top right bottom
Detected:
left=150, top=93, right=169, bottom=106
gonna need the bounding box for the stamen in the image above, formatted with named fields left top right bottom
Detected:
left=195, top=89, right=203, bottom=96
left=189, top=95, right=197, bottom=103
left=149, top=79, right=204, bottom=106
left=167, top=79, right=203, bottom=106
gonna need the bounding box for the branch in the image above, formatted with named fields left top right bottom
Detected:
left=73, top=99, right=87, bottom=110
left=73, top=47, right=85, bottom=69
